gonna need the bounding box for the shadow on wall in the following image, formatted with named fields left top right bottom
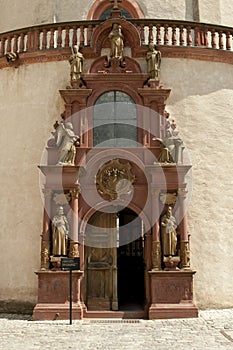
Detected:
left=185, top=0, right=200, bottom=21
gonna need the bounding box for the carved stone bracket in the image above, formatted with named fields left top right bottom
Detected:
left=53, top=192, right=71, bottom=205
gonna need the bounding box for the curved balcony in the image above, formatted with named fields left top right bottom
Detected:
left=0, top=18, right=232, bottom=67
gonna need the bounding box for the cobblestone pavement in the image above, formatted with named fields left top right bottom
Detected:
left=0, top=309, right=233, bottom=350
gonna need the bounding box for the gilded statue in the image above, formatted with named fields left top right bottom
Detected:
left=55, top=121, right=79, bottom=165
left=52, top=206, right=69, bottom=256
left=109, top=24, right=124, bottom=60
left=153, top=137, right=174, bottom=163
left=69, top=45, right=84, bottom=81
left=161, top=206, right=178, bottom=256
left=146, top=44, right=161, bottom=80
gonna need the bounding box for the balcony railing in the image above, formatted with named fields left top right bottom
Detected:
left=0, top=18, right=232, bottom=58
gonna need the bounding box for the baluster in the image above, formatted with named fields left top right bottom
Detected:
left=57, top=26, right=62, bottom=48
left=226, top=32, right=231, bottom=50
left=87, top=25, right=93, bottom=46
left=19, top=33, right=24, bottom=52
left=42, top=29, right=47, bottom=49
left=13, top=34, right=18, bottom=53
left=148, top=24, right=153, bottom=44
left=0, top=37, right=6, bottom=56
left=65, top=27, right=70, bottom=47
left=211, top=29, right=216, bottom=48
left=34, top=30, right=40, bottom=50
left=26, top=31, right=31, bottom=51
left=7, top=35, right=11, bottom=52
left=164, top=24, right=169, bottom=45
left=187, top=26, right=192, bottom=46
left=50, top=28, right=54, bottom=48
left=219, top=31, right=224, bottom=49
left=179, top=25, right=184, bottom=46
left=156, top=24, right=161, bottom=45
left=204, top=28, right=208, bottom=47
left=72, top=26, right=77, bottom=46
left=194, top=26, right=199, bottom=46
left=140, top=24, right=145, bottom=45
left=80, top=25, right=84, bottom=47
left=172, top=25, right=177, bottom=45
left=30, top=31, right=34, bottom=50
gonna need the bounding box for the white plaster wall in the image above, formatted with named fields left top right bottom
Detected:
left=139, top=0, right=188, bottom=20
left=220, top=0, right=233, bottom=27
left=0, top=61, right=70, bottom=303
left=198, top=0, right=221, bottom=24
left=160, top=58, right=233, bottom=308
left=0, top=57, right=233, bottom=308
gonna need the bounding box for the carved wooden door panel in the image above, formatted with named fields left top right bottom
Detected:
left=85, top=212, right=118, bottom=311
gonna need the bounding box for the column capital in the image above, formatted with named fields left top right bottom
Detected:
left=160, top=191, right=177, bottom=205
left=70, top=187, right=81, bottom=199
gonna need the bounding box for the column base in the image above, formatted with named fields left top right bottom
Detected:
left=149, top=303, right=198, bottom=319
left=33, top=302, right=83, bottom=321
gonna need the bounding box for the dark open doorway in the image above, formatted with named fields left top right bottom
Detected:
left=117, top=208, right=145, bottom=310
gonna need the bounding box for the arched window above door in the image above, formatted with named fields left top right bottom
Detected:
left=100, top=7, right=132, bottom=20
left=87, top=0, right=144, bottom=20
left=93, top=91, right=137, bottom=148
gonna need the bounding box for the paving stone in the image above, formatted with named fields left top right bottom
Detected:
left=0, top=309, right=233, bottom=349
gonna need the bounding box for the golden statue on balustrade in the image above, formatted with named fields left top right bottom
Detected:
left=69, top=45, right=84, bottom=81
left=146, top=43, right=161, bottom=80
left=109, top=23, right=124, bottom=60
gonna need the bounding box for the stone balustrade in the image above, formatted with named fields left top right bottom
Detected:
left=0, top=18, right=232, bottom=58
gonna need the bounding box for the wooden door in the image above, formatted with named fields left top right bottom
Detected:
left=85, top=212, right=118, bottom=311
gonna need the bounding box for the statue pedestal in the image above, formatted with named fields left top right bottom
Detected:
left=33, top=270, right=83, bottom=320
left=148, top=270, right=198, bottom=319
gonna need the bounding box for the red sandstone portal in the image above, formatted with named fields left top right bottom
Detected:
left=33, top=11, right=198, bottom=320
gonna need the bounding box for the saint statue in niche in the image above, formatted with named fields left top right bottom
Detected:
left=161, top=206, right=178, bottom=256
left=109, top=23, right=124, bottom=60
left=52, top=206, right=69, bottom=256
left=146, top=43, right=161, bottom=80
left=69, top=45, right=84, bottom=81
left=55, top=121, right=79, bottom=165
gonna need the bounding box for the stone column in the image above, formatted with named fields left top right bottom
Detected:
left=178, top=188, right=190, bottom=270
left=41, top=188, right=52, bottom=270
left=78, top=231, right=85, bottom=310
left=151, top=188, right=161, bottom=270
left=69, top=188, right=80, bottom=258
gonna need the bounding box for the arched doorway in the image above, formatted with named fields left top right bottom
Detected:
left=84, top=207, right=145, bottom=312
left=117, top=208, right=145, bottom=310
